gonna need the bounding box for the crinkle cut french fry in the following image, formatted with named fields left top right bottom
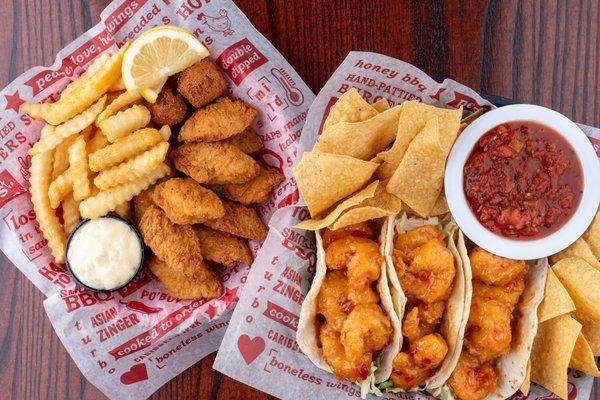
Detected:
left=29, top=151, right=67, bottom=263
left=21, top=102, right=53, bottom=120
left=86, top=130, right=110, bottom=154
left=52, top=135, right=78, bottom=180
left=94, top=142, right=169, bottom=190
left=159, top=125, right=171, bottom=141
left=108, top=76, right=126, bottom=92
left=99, top=104, right=151, bottom=142
left=80, top=164, right=171, bottom=219
left=26, top=44, right=128, bottom=125
left=96, top=90, right=142, bottom=124
left=114, top=201, right=131, bottom=219
left=69, top=136, right=91, bottom=201
left=29, top=95, right=106, bottom=155
left=60, top=53, right=112, bottom=98
left=88, top=128, right=163, bottom=171
left=49, top=169, right=73, bottom=209
left=62, top=194, right=80, bottom=234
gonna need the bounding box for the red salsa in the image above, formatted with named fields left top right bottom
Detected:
left=463, top=121, right=583, bottom=239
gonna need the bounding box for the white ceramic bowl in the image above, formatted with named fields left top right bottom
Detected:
left=445, top=104, right=600, bottom=260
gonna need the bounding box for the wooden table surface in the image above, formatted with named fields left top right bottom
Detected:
left=1, top=0, right=598, bottom=399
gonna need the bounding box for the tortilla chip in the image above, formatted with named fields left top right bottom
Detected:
left=373, top=98, right=390, bottom=112
left=387, top=117, right=446, bottom=217
left=293, top=152, right=379, bottom=217
left=322, top=88, right=378, bottom=130
left=552, top=257, right=600, bottom=323
left=573, top=310, right=600, bottom=356
left=520, top=360, right=531, bottom=396
left=295, top=181, right=379, bottom=230
left=330, top=183, right=402, bottom=230
left=430, top=192, right=449, bottom=216
left=530, top=315, right=581, bottom=400
left=569, top=333, right=600, bottom=376
left=377, top=101, right=462, bottom=174
left=314, top=105, right=403, bottom=160
left=550, top=238, right=600, bottom=271
left=583, top=209, right=600, bottom=260
left=460, top=107, right=484, bottom=125
left=537, top=268, right=576, bottom=323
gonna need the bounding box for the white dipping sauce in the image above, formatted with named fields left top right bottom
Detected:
left=67, top=218, right=142, bottom=290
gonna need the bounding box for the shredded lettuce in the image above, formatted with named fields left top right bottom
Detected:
left=435, top=385, right=457, bottom=400
left=442, top=215, right=458, bottom=237
left=355, top=363, right=383, bottom=398
left=376, top=379, right=404, bottom=394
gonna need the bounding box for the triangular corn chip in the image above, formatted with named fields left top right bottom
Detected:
left=322, top=88, right=378, bottom=130
left=314, top=105, right=403, bottom=160
left=537, top=268, right=576, bottom=323
left=295, top=181, right=379, bottom=230
left=293, top=152, right=379, bottom=217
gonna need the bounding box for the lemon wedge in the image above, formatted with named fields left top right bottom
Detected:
left=122, top=26, right=209, bottom=103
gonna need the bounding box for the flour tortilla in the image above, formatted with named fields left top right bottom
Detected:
left=296, top=224, right=402, bottom=383
left=385, top=213, right=470, bottom=393
left=486, top=258, right=548, bottom=399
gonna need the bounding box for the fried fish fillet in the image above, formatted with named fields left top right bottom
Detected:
left=194, top=225, right=253, bottom=267
left=172, top=142, right=260, bottom=184
left=133, top=186, right=156, bottom=226
left=176, top=59, right=228, bottom=108
left=178, top=97, right=257, bottom=142
left=153, top=177, right=225, bottom=224
left=147, top=86, right=187, bottom=126
left=139, top=205, right=222, bottom=297
left=211, top=167, right=284, bottom=205
left=204, top=200, right=268, bottom=240
left=147, top=255, right=222, bottom=300
left=224, top=127, right=264, bottom=154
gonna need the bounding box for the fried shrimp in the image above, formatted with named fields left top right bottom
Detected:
left=317, top=271, right=351, bottom=331
left=391, top=333, right=448, bottom=390
left=470, top=247, right=526, bottom=286
left=402, top=302, right=445, bottom=344
left=320, top=323, right=371, bottom=381
left=464, top=297, right=512, bottom=362
left=325, top=236, right=382, bottom=305
left=472, top=278, right=525, bottom=309
left=396, top=239, right=455, bottom=303
left=322, top=222, right=374, bottom=249
left=394, top=225, right=444, bottom=256
left=340, top=304, right=392, bottom=363
left=448, top=352, right=498, bottom=400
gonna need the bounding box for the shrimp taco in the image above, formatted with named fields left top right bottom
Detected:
left=441, top=245, right=547, bottom=400
left=382, top=213, right=470, bottom=394
left=297, top=220, right=402, bottom=397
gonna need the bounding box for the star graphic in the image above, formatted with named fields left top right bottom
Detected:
left=5, top=91, right=24, bottom=113
left=205, top=304, right=218, bottom=319
left=223, top=286, right=239, bottom=304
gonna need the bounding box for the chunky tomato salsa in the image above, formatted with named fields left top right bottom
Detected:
left=463, top=121, right=583, bottom=239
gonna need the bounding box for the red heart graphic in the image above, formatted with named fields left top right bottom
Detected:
left=120, top=363, right=148, bottom=385
left=237, top=334, right=265, bottom=365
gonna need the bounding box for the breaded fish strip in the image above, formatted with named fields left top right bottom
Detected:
left=211, top=167, right=284, bottom=205
left=225, top=128, right=264, bottom=154
left=153, top=177, right=225, bottom=224
left=203, top=200, right=268, bottom=240
left=194, top=225, right=253, bottom=267
left=178, top=97, right=257, bottom=142
left=147, top=256, right=222, bottom=300
left=133, top=186, right=156, bottom=226
left=176, top=59, right=228, bottom=108
left=139, top=205, right=222, bottom=299
left=147, top=86, right=187, bottom=126
left=172, top=142, right=260, bottom=185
